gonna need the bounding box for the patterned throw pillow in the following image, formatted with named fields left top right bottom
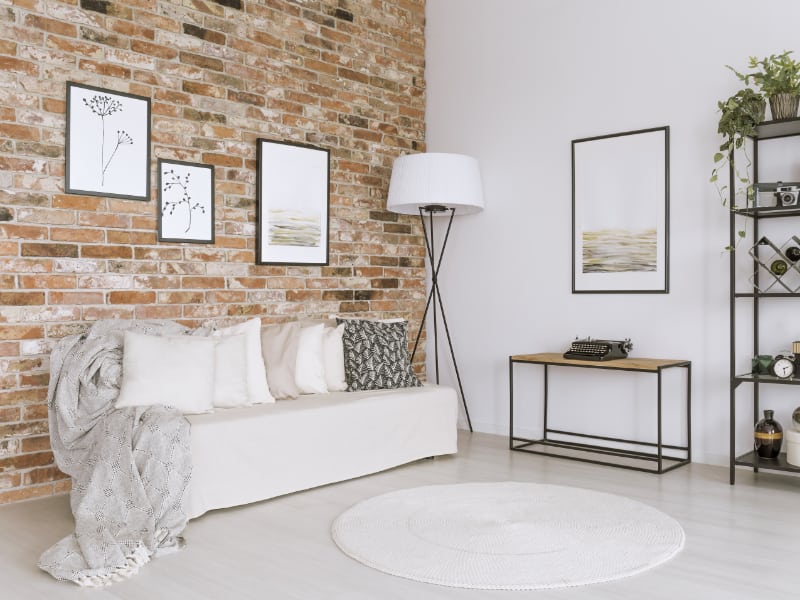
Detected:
left=339, top=319, right=422, bottom=391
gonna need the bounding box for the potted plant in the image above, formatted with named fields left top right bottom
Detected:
left=728, top=50, right=800, bottom=120
left=710, top=88, right=765, bottom=212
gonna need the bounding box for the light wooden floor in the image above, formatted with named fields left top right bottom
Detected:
left=2, top=431, right=798, bottom=599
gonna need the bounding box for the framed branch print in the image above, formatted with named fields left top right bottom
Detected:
left=158, top=159, right=215, bottom=244
left=571, top=126, right=670, bottom=293
left=256, top=139, right=330, bottom=265
left=65, top=82, right=151, bottom=201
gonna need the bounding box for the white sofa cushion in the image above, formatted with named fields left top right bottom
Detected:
left=186, top=384, right=458, bottom=518
left=322, top=323, right=347, bottom=392
left=260, top=322, right=302, bottom=399
left=213, top=318, right=274, bottom=404
left=295, top=323, right=328, bottom=394
left=212, top=334, right=250, bottom=409
left=116, top=331, right=216, bottom=414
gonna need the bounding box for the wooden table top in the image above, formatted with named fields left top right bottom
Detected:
left=510, top=352, right=690, bottom=372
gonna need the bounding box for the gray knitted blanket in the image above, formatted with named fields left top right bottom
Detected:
left=38, top=320, right=193, bottom=586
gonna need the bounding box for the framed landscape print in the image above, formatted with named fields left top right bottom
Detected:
left=65, top=82, right=151, bottom=201
left=157, top=159, right=215, bottom=244
left=571, top=126, right=670, bottom=293
left=256, top=139, right=330, bottom=265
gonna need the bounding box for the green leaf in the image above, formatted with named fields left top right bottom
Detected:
left=714, top=152, right=724, bottom=162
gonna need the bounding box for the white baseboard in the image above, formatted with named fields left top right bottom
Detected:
left=458, top=420, right=537, bottom=440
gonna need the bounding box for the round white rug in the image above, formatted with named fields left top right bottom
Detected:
left=331, top=481, right=685, bottom=590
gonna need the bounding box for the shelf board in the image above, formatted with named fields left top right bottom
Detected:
left=735, top=450, right=800, bottom=473
left=733, top=206, right=800, bottom=219
left=755, top=117, right=800, bottom=140
left=734, top=373, right=800, bottom=385
left=734, top=291, right=800, bottom=298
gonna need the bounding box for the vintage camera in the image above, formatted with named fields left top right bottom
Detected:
left=775, top=183, right=800, bottom=207
left=754, top=182, right=800, bottom=208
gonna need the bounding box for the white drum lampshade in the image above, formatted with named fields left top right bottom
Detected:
left=387, top=153, right=484, bottom=215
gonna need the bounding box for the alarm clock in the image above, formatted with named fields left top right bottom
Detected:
left=771, top=353, right=796, bottom=379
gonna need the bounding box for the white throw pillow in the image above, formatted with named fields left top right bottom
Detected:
left=260, top=322, right=302, bottom=399
left=322, top=323, right=347, bottom=392
left=294, top=323, right=328, bottom=394
left=116, top=331, right=215, bottom=414
left=212, top=334, right=250, bottom=408
left=213, top=318, right=275, bottom=404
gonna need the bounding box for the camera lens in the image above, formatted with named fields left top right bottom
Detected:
left=771, top=259, right=788, bottom=276
left=787, top=246, right=800, bottom=261
left=781, top=193, right=796, bottom=206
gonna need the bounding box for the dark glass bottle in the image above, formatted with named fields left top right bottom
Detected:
left=754, top=409, right=783, bottom=459
left=786, top=246, right=800, bottom=262
left=771, top=259, right=788, bottom=276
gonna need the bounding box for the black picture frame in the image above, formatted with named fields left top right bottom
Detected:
left=65, top=81, right=151, bottom=201
left=571, top=126, right=670, bottom=294
left=256, top=138, right=330, bottom=266
left=157, top=159, right=215, bottom=244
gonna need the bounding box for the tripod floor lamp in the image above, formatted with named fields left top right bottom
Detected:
left=387, top=153, right=484, bottom=432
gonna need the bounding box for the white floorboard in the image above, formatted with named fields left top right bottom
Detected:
left=1, top=430, right=798, bottom=599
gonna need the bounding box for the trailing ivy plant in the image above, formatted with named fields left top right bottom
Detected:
left=710, top=88, right=765, bottom=248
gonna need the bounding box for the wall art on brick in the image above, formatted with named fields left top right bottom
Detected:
left=65, top=82, right=151, bottom=201
left=157, top=159, right=215, bottom=244
left=256, top=139, right=330, bottom=265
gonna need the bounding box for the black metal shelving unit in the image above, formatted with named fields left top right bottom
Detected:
left=729, top=117, right=800, bottom=484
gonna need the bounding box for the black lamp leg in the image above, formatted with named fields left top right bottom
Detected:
left=410, top=207, right=473, bottom=432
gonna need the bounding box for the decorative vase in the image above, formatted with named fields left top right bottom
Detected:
left=769, top=93, right=800, bottom=120
left=754, top=409, right=783, bottom=459
left=792, top=406, right=800, bottom=430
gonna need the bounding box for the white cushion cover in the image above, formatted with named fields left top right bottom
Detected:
left=260, top=322, right=302, bottom=399
left=213, top=318, right=274, bottom=404
left=295, top=323, right=328, bottom=394
left=212, top=334, right=250, bottom=408
left=116, top=331, right=215, bottom=414
left=322, top=323, right=347, bottom=392
left=186, top=384, right=458, bottom=518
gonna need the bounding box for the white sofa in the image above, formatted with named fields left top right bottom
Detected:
left=185, top=383, right=458, bottom=519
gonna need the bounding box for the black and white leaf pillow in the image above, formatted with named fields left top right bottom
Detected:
left=338, top=319, right=422, bottom=391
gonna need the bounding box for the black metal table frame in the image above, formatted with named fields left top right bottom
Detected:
left=509, top=356, right=692, bottom=474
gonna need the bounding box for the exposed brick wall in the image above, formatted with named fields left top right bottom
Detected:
left=0, top=0, right=427, bottom=504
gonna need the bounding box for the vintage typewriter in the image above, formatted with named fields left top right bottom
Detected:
left=563, top=337, right=633, bottom=361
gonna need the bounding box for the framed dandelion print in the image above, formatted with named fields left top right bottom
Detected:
left=571, top=126, right=670, bottom=293
left=256, top=138, right=330, bottom=266
left=157, top=159, right=214, bottom=244
left=65, top=82, right=151, bottom=201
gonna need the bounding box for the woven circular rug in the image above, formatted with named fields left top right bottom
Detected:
left=331, top=481, right=684, bottom=590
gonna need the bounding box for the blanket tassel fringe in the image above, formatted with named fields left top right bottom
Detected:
left=75, top=543, right=151, bottom=587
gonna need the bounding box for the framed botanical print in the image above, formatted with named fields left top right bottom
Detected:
left=65, top=82, right=151, bottom=201
left=157, top=159, right=215, bottom=244
left=256, top=139, right=330, bottom=265
left=572, top=126, right=670, bottom=293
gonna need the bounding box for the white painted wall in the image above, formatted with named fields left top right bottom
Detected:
left=425, top=0, right=800, bottom=466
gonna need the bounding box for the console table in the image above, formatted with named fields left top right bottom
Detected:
left=509, top=353, right=691, bottom=474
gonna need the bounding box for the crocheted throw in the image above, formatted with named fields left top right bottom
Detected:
left=38, top=320, right=192, bottom=586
